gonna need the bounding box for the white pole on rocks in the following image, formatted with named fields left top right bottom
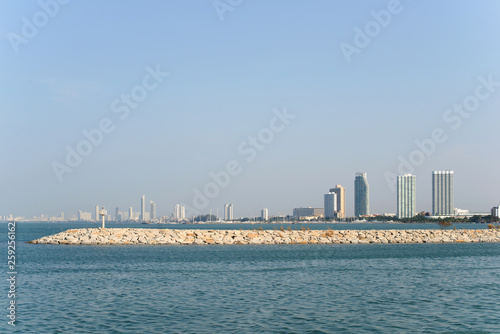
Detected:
left=100, top=207, right=107, bottom=229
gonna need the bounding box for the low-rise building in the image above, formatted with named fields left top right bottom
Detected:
left=293, top=207, right=324, bottom=220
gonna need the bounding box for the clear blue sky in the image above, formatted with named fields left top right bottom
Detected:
left=1, top=0, right=499, bottom=218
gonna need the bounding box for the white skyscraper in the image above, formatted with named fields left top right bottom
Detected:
left=129, top=207, right=133, bottom=220
left=140, top=195, right=146, bottom=221
left=174, top=205, right=185, bottom=220
left=432, top=171, right=454, bottom=216
left=224, top=203, right=233, bottom=221
left=492, top=206, right=500, bottom=218
left=95, top=205, right=99, bottom=222
left=397, top=174, right=416, bottom=219
left=261, top=208, right=269, bottom=221
left=324, top=192, right=338, bottom=219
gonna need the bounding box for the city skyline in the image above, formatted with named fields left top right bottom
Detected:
left=6, top=169, right=491, bottom=221
left=1, top=2, right=500, bottom=219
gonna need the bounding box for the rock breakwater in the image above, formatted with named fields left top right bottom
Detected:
left=28, top=228, right=500, bottom=245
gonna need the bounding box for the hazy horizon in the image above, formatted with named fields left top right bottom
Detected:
left=1, top=1, right=499, bottom=218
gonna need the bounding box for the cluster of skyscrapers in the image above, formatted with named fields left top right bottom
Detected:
left=395, top=170, right=455, bottom=219
left=322, top=173, right=370, bottom=220
left=112, top=195, right=157, bottom=221
left=322, top=170, right=456, bottom=220
left=324, top=185, right=346, bottom=219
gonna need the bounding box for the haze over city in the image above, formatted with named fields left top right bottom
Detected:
left=1, top=0, right=500, bottom=218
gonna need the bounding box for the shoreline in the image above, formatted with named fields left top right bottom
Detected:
left=28, top=228, right=500, bottom=245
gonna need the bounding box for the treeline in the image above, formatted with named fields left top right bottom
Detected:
left=395, top=214, right=499, bottom=224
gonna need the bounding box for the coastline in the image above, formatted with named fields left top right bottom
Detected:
left=28, top=228, right=500, bottom=245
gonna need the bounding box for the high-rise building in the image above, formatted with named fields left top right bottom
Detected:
left=354, top=173, right=369, bottom=217
left=492, top=205, right=500, bottom=218
left=261, top=208, right=269, bottom=221
left=329, top=185, right=345, bottom=218
left=224, top=203, right=233, bottom=221
left=140, top=195, right=146, bottom=221
left=174, top=205, right=180, bottom=220
left=397, top=174, right=416, bottom=219
left=324, top=192, right=338, bottom=219
left=95, top=205, right=100, bottom=221
left=432, top=171, right=454, bottom=216
left=174, top=204, right=185, bottom=220
left=150, top=201, right=156, bottom=220
left=129, top=207, right=133, bottom=220
left=115, top=207, right=119, bottom=221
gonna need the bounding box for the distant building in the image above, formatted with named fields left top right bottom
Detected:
left=293, top=208, right=324, bottom=220
left=140, top=195, right=146, bottom=221
left=261, top=208, right=269, bottom=221
left=432, top=171, right=454, bottom=216
left=129, top=207, right=133, bottom=220
left=324, top=192, right=337, bottom=219
left=174, top=204, right=185, bottom=220
left=454, top=208, right=469, bottom=216
left=95, top=205, right=100, bottom=222
left=492, top=206, right=500, bottom=218
left=224, top=203, right=233, bottom=221
left=78, top=211, right=92, bottom=221
left=354, top=173, right=369, bottom=217
left=115, top=207, right=119, bottom=221
left=397, top=174, right=416, bottom=219
left=329, top=185, right=345, bottom=218
left=150, top=201, right=156, bottom=220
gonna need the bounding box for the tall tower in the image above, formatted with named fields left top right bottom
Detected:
left=432, top=171, right=454, bottom=216
left=140, top=195, right=146, bottom=221
left=324, top=192, right=338, bottom=219
left=261, top=208, right=269, bottom=221
left=329, top=185, right=345, bottom=218
left=224, top=203, right=233, bottom=221
left=397, top=174, right=416, bottom=219
left=180, top=205, right=185, bottom=220
left=129, top=207, right=133, bottom=220
left=150, top=201, right=156, bottom=220
left=174, top=205, right=180, bottom=220
left=115, top=207, right=119, bottom=221
left=354, top=173, right=369, bottom=217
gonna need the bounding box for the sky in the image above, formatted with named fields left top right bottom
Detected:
left=1, top=0, right=500, bottom=219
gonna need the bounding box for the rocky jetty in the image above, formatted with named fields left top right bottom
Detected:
left=28, top=228, right=500, bottom=245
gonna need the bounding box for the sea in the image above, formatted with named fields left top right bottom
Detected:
left=2, top=222, right=500, bottom=333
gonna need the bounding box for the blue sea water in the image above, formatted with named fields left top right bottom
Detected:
left=2, top=222, right=500, bottom=333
